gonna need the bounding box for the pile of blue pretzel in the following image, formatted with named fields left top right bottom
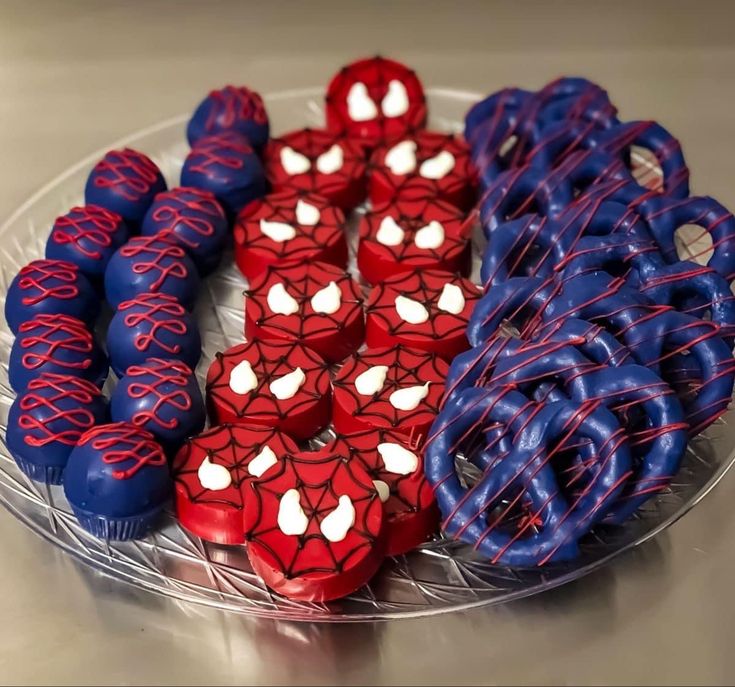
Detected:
left=425, top=77, right=735, bottom=567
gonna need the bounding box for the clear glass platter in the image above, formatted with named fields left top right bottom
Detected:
left=0, top=87, right=732, bottom=622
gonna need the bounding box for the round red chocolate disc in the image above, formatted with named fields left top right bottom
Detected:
left=243, top=447, right=386, bottom=602
left=368, top=130, right=475, bottom=210
left=331, top=429, right=439, bottom=556
left=365, top=268, right=481, bottom=360
left=325, top=56, right=427, bottom=147
left=357, top=197, right=471, bottom=285
left=173, top=424, right=298, bottom=544
left=332, top=345, right=448, bottom=440
left=233, top=191, right=348, bottom=281
left=245, top=260, right=365, bottom=364
left=263, top=128, right=368, bottom=211
left=205, top=339, right=331, bottom=440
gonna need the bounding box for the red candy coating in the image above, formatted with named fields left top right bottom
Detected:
left=205, top=339, right=331, bottom=440
left=243, top=447, right=386, bottom=602
left=173, top=424, right=298, bottom=545
left=233, top=192, right=348, bottom=281
left=245, top=261, right=365, bottom=364
left=365, top=269, right=480, bottom=360
left=357, top=197, right=471, bottom=285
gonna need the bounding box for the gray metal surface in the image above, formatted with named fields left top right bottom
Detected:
left=1, top=0, right=735, bottom=683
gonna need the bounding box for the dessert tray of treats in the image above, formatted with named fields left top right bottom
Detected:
left=0, top=56, right=734, bottom=620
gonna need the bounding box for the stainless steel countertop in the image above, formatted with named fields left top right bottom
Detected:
left=2, top=1, right=735, bottom=684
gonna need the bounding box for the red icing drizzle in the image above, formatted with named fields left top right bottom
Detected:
left=18, top=374, right=102, bottom=447
left=17, top=260, right=80, bottom=306
left=124, top=359, right=193, bottom=430
left=118, top=293, right=188, bottom=353
left=150, top=188, right=224, bottom=249
left=18, top=314, right=94, bottom=371
left=79, top=422, right=166, bottom=480
left=118, top=236, right=189, bottom=291
left=92, top=149, right=161, bottom=201
left=188, top=134, right=250, bottom=176
left=205, top=86, right=268, bottom=130
left=51, top=206, right=123, bottom=259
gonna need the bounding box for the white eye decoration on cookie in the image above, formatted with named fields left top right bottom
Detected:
left=315, top=144, right=344, bottom=174
left=347, top=82, right=378, bottom=121
left=295, top=199, right=320, bottom=226
left=413, top=220, right=445, bottom=249
left=381, top=79, right=410, bottom=117
left=269, top=367, right=306, bottom=400
left=376, top=216, right=406, bottom=246
left=267, top=282, right=300, bottom=316
left=260, top=219, right=296, bottom=243
left=419, top=150, right=456, bottom=179
left=197, top=456, right=232, bottom=491
left=385, top=140, right=417, bottom=175
left=354, top=364, right=389, bottom=396
left=395, top=294, right=429, bottom=324
left=280, top=146, right=311, bottom=175
left=437, top=283, right=466, bottom=314
left=310, top=281, right=342, bottom=314
left=247, top=444, right=279, bottom=478
left=278, top=489, right=309, bottom=536
left=377, top=442, right=419, bottom=475
left=229, top=359, right=259, bottom=395
left=389, top=382, right=430, bottom=411
left=319, top=495, right=356, bottom=542
left=373, top=480, right=390, bottom=503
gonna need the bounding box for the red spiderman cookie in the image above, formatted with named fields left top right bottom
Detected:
left=264, top=129, right=368, bottom=210
left=243, top=447, right=385, bottom=602
left=332, top=345, right=448, bottom=440
left=205, top=339, right=331, bottom=440
left=332, top=429, right=438, bottom=556
left=357, top=197, right=471, bottom=285
left=325, top=56, right=427, bottom=147
left=244, top=261, right=365, bottom=363
left=173, top=424, right=298, bottom=544
left=368, top=131, right=475, bottom=210
left=365, top=269, right=480, bottom=360
left=233, top=191, right=348, bottom=280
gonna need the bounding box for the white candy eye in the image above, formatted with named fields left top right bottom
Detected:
left=267, top=282, right=299, bottom=316
left=295, top=199, right=320, bottom=226
left=229, top=359, right=258, bottom=395
left=373, top=480, right=390, bottom=502
left=377, top=442, right=419, bottom=475
left=310, top=281, right=342, bottom=314
left=315, top=144, right=344, bottom=174
left=375, top=216, right=405, bottom=246
left=413, top=220, right=445, bottom=250
left=260, top=219, right=296, bottom=243
left=354, top=364, right=389, bottom=396
left=269, top=367, right=306, bottom=400
left=381, top=79, right=410, bottom=117
left=347, top=82, right=378, bottom=121
left=278, top=489, right=309, bottom=536
left=419, top=150, right=455, bottom=179
left=247, top=444, right=278, bottom=478
left=437, top=282, right=466, bottom=314
left=384, top=140, right=417, bottom=175
left=395, top=294, right=429, bottom=324
left=197, top=456, right=232, bottom=491
left=389, top=382, right=430, bottom=411
left=319, top=495, right=356, bottom=542
left=280, top=146, right=311, bottom=175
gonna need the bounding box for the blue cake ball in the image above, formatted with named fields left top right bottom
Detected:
left=6, top=373, right=108, bottom=484
left=180, top=131, right=267, bottom=218
left=84, top=148, right=167, bottom=228
left=186, top=85, right=270, bottom=150
left=106, top=292, right=201, bottom=377
left=140, top=187, right=228, bottom=275
left=9, top=313, right=108, bottom=392
left=110, top=358, right=205, bottom=454
left=63, top=422, right=172, bottom=540
left=46, top=205, right=129, bottom=280
left=5, top=259, right=99, bottom=335
left=103, top=233, right=200, bottom=310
